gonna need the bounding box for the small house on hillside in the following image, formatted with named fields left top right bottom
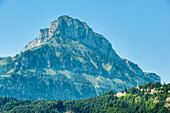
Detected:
left=150, top=88, right=158, bottom=94
left=116, top=92, right=127, bottom=97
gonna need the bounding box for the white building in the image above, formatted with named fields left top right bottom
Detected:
left=116, top=92, right=127, bottom=97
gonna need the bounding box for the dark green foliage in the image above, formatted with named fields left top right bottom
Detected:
left=127, top=87, right=140, bottom=94
left=125, top=88, right=127, bottom=93
left=0, top=82, right=169, bottom=113
left=141, top=82, right=161, bottom=89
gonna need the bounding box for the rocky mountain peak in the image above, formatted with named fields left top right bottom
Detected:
left=22, top=15, right=118, bottom=60
left=0, top=15, right=161, bottom=100
left=49, top=15, right=90, bottom=38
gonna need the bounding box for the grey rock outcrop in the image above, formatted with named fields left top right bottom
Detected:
left=22, top=15, right=118, bottom=60
left=22, top=28, right=49, bottom=52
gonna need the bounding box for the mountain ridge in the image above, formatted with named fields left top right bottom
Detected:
left=0, top=15, right=160, bottom=100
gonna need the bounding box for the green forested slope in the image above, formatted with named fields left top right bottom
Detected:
left=0, top=82, right=169, bottom=113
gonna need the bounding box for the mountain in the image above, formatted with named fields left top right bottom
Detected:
left=1, top=82, right=169, bottom=113
left=0, top=15, right=160, bottom=100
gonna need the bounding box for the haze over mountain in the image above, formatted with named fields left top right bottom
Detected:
left=0, top=15, right=160, bottom=100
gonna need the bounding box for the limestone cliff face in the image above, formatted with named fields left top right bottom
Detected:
left=22, top=28, right=49, bottom=52
left=22, top=15, right=118, bottom=60
left=0, top=15, right=160, bottom=100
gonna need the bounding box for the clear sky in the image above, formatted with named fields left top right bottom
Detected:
left=0, top=0, right=169, bottom=83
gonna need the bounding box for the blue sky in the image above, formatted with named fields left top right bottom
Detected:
left=0, top=0, right=169, bottom=83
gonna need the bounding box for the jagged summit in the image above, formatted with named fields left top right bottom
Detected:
left=22, top=15, right=89, bottom=52
left=22, top=15, right=117, bottom=60
left=58, top=15, right=73, bottom=19
left=0, top=15, right=160, bottom=100
left=52, top=15, right=90, bottom=30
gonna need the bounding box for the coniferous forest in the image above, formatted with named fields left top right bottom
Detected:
left=0, top=82, right=169, bottom=113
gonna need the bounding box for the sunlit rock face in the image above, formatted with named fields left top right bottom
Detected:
left=22, top=28, right=50, bottom=52
left=22, top=15, right=118, bottom=60
left=0, top=15, right=160, bottom=100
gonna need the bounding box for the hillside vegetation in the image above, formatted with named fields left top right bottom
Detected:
left=0, top=82, right=169, bottom=113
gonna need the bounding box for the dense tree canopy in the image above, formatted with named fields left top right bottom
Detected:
left=0, top=82, right=169, bottom=113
